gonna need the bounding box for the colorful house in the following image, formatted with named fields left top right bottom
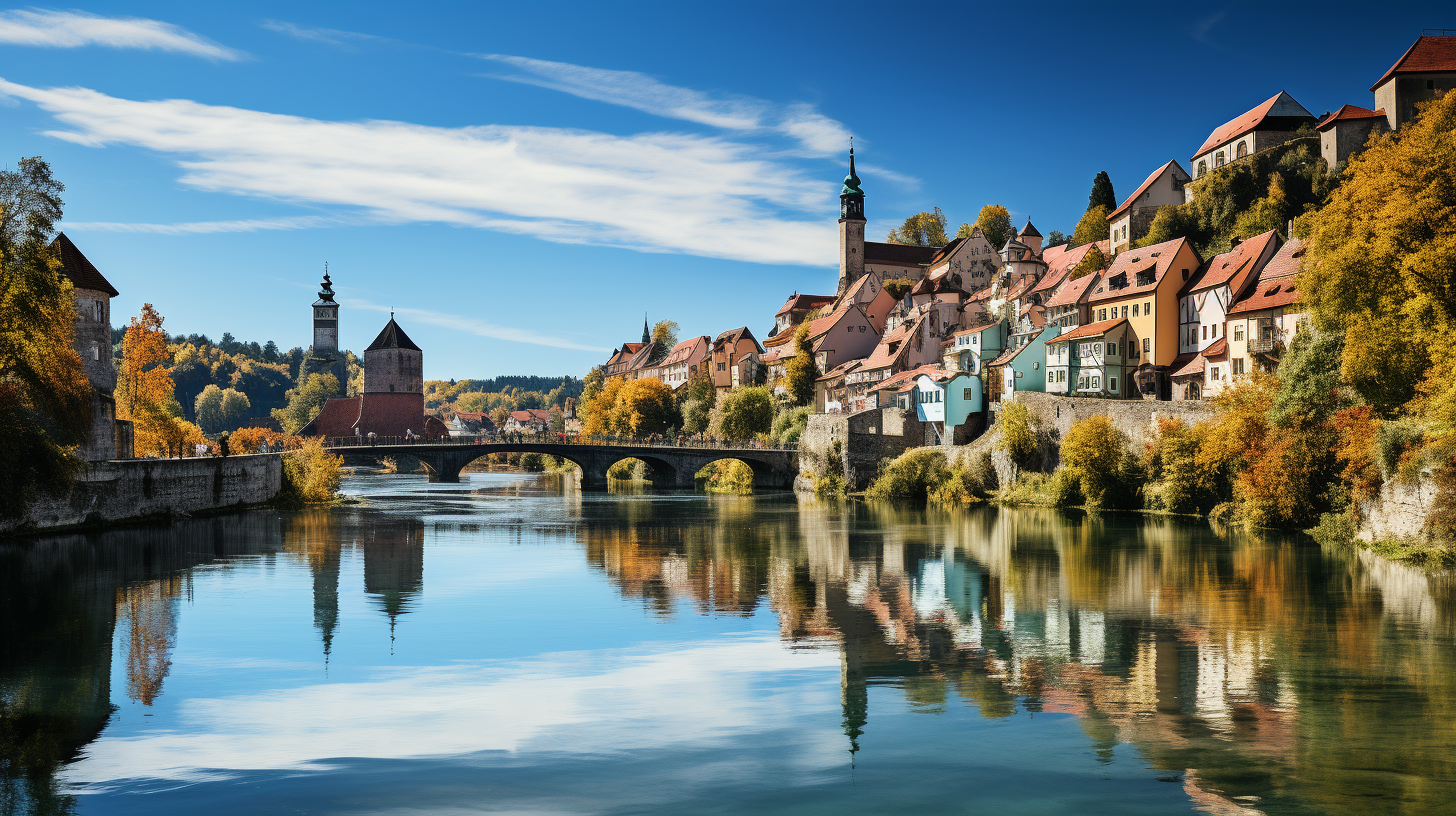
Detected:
left=1044, top=318, right=1138, bottom=399
left=1225, top=237, right=1307, bottom=386
left=986, top=324, right=1055, bottom=405
left=1085, top=236, right=1202, bottom=400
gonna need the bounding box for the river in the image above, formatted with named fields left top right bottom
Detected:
left=3, top=472, right=1455, bottom=815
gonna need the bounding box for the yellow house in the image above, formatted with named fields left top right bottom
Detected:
left=1085, top=236, right=1201, bottom=400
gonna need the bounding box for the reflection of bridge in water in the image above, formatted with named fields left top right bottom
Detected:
left=321, top=435, right=799, bottom=490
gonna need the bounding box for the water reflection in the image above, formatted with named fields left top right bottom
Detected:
left=3, top=476, right=1456, bottom=815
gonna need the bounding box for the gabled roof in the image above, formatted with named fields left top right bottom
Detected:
left=860, top=314, right=924, bottom=372
left=1029, top=242, right=1097, bottom=296
left=1041, top=243, right=1070, bottom=264
left=1170, top=353, right=1205, bottom=378
left=713, top=326, right=761, bottom=354
left=952, top=320, right=1002, bottom=338
left=50, top=233, right=119, bottom=296
left=986, top=342, right=1030, bottom=368
left=1047, top=318, right=1129, bottom=344
left=1088, top=237, right=1197, bottom=304
left=1108, top=160, right=1187, bottom=220
left=1316, top=104, right=1387, bottom=130
left=1019, top=219, right=1042, bottom=238
left=775, top=293, right=835, bottom=316
left=1045, top=271, right=1100, bottom=309
left=366, top=318, right=421, bottom=352
left=1192, top=91, right=1314, bottom=159
left=510, top=408, right=552, bottom=423
left=868, top=363, right=945, bottom=393
left=1228, top=238, right=1304, bottom=315
left=1371, top=35, right=1456, bottom=91
left=816, top=358, right=862, bottom=382
left=927, top=235, right=967, bottom=267
left=661, top=335, right=710, bottom=366
left=1202, top=336, right=1228, bottom=358
left=1185, top=229, right=1281, bottom=295
left=864, top=241, right=939, bottom=266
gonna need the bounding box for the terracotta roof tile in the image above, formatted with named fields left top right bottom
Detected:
left=1192, top=91, right=1313, bottom=159
left=775, top=293, right=835, bottom=316
left=1108, top=161, right=1185, bottom=220
left=1087, top=237, right=1196, bottom=304
left=1030, top=242, right=1097, bottom=296
left=1170, top=353, right=1205, bottom=378
left=1371, top=35, right=1456, bottom=91
left=1202, top=336, right=1228, bottom=357
left=1047, top=318, right=1129, bottom=344
left=1185, top=229, right=1280, bottom=294
left=1228, top=237, right=1304, bottom=315
left=1046, top=271, right=1100, bottom=309
left=1315, top=104, right=1387, bottom=130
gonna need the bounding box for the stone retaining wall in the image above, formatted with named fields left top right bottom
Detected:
left=1010, top=392, right=1217, bottom=449
left=1357, top=475, right=1441, bottom=544
left=4, top=454, right=284, bottom=534
left=799, top=407, right=924, bottom=490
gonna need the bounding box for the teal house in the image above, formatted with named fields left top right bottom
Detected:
left=910, top=369, right=983, bottom=444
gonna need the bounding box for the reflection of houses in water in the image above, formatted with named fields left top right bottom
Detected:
left=362, top=520, right=425, bottom=639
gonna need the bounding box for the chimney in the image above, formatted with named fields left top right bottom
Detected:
left=1230, top=235, right=1242, bottom=248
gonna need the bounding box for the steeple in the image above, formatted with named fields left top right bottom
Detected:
left=641, top=313, right=651, bottom=345
left=837, top=141, right=866, bottom=298
left=316, top=263, right=336, bottom=303
left=311, top=263, right=340, bottom=364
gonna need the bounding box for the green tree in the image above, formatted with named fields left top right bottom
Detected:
left=974, top=205, right=1014, bottom=248
left=581, top=367, right=605, bottom=403
left=195, top=384, right=225, bottom=433
left=997, top=401, right=1040, bottom=474
left=219, top=388, right=250, bottom=431
left=709, top=386, right=775, bottom=440
left=272, top=373, right=339, bottom=435
left=1060, top=415, right=1133, bottom=508
left=887, top=208, right=949, bottom=246
left=1088, top=171, right=1117, bottom=212
left=1071, top=204, right=1109, bottom=247
left=0, top=156, right=90, bottom=516
left=784, top=324, right=818, bottom=406
left=1045, top=230, right=1068, bottom=248
left=651, top=320, right=678, bottom=356
left=1135, top=204, right=1200, bottom=248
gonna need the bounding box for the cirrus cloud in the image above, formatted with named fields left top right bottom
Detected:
left=0, top=78, right=838, bottom=267
left=0, top=9, right=243, bottom=60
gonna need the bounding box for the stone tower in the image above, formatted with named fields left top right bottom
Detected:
left=51, top=233, right=125, bottom=461
left=364, top=316, right=423, bottom=394
left=837, top=146, right=866, bottom=298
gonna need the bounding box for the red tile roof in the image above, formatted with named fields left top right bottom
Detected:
left=511, top=408, right=552, bottom=424
left=1045, top=271, right=1100, bottom=309
left=1185, top=229, right=1280, bottom=295
left=1202, top=336, right=1228, bottom=358
left=864, top=241, right=939, bottom=266
left=775, top=293, right=835, bottom=316
left=1030, top=242, right=1097, bottom=296
left=1108, top=161, right=1185, bottom=220
left=50, top=233, right=119, bottom=296
left=1371, top=35, right=1456, bottom=91
left=860, top=315, right=923, bottom=371
left=1315, top=104, right=1387, bottom=130
left=1192, top=91, right=1313, bottom=159
left=1170, top=353, right=1205, bottom=378
left=952, top=320, right=1001, bottom=337
left=1228, top=238, right=1304, bottom=315
left=1088, top=237, right=1196, bottom=304
left=927, top=235, right=967, bottom=267
left=1041, top=243, right=1070, bottom=264
left=661, top=335, right=709, bottom=366
left=868, top=363, right=946, bottom=393
left=816, top=359, right=862, bottom=382
left=1046, top=318, right=1129, bottom=344
left=301, top=396, right=361, bottom=437
left=357, top=393, right=435, bottom=437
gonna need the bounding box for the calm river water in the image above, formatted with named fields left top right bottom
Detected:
left=4, top=473, right=1456, bottom=815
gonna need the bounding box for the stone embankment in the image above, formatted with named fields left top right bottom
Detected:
left=3, top=454, right=283, bottom=534
left=1356, top=474, right=1442, bottom=545
left=799, top=407, right=924, bottom=491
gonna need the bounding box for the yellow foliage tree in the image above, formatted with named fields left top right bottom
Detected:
left=118, top=304, right=190, bottom=458
left=1302, top=88, right=1456, bottom=433
left=784, top=324, right=818, bottom=406
left=1071, top=205, right=1109, bottom=247
left=1059, top=415, right=1130, bottom=508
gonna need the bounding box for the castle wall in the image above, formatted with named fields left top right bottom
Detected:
left=364, top=347, right=423, bottom=394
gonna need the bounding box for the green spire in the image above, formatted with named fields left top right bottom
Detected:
left=842, top=142, right=863, bottom=196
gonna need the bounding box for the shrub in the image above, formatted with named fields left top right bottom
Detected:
left=866, top=448, right=951, bottom=503
left=520, top=452, right=546, bottom=471
left=974, top=451, right=999, bottom=493
left=997, top=402, right=1041, bottom=473
left=772, top=405, right=811, bottom=446
left=1049, top=468, right=1083, bottom=507
left=1376, top=417, right=1428, bottom=481
left=1144, top=418, right=1218, bottom=514
left=699, top=459, right=754, bottom=494
left=930, top=465, right=982, bottom=507
left=1060, top=416, right=1135, bottom=508
left=709, top=386, right=775, bottom=440
left=278, top=438, right=343, bottom=507
left=228, top=427, right=298, bottom=454
left=815, top=439, right=848, bottom=499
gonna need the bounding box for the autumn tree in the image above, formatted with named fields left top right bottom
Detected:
left=610, top=378, right=678, bottom=436
left=118, top=304, right=194, bottom=457
left=1135, top=204, right=1200, bottom=248
left=887, top=208, right=949, bottom=246
left=272, top=372, right=339, bottom=435
left=784, top=324, right=818, bottom=406
left=708, top=386, right=775, bottom=440
left=581, top=367, right=605, bottom=403
left=1088, top=171, right=1117, bottom=212
left=0, top=156, right=90, bottom=515
left=1071, top=205, right=1109, bottom=247
left=973, top=205, right=1013, bottom=249
left=1302, top=87, right=1456, bottom=430
left=651, top=320, right=679, bottom=357
left=1069, top=245, right=1105, bottom=280
left=1060, top=415, right=1133, bottom=508
left=195, top=384, right=251, bottom=435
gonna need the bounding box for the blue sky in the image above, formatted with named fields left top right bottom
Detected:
left=0, top=2, right=1443, bottom=379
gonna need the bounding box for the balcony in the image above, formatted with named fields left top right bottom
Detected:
left=1248, top=329, right=1286, bottom=356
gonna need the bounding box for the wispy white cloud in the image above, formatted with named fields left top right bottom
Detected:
left=352, top=300, right=610, bottom=352
left=61, top=215, right=338, bottom=234
left=0, top=9, right=243, bottom=60
left=477, top=54, right=851, bottom=156
left=261, top=20, right=385, bottom=48
left=0, top=78, right=837, bottom=266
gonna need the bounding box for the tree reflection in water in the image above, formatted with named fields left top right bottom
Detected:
left=579, top=498, right=1456, bottom=816
left=4, top=489, right=1456, bottom=816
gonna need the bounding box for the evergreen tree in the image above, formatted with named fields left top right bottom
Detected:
left=1088, top=171, right=1117, bottom=212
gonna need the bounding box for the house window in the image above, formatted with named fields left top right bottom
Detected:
left=718, top=362, right=725, bottom=371
left=1048, top=371, right=1054, bottom=383
left=1143, top=338, right=1151, bottom=353
left=1098, top=308, right=1107, bottom=321
left=91, top=343, right=99, bottom=360
left=94, top=301, right=103, bottom=321
left=963, top=388, right=972, bottom=399
left=1033, top=361, right=1040, bottom=370
left=1233, top=358, right=1245, bottom=375
left=1092, top=376, right=1100, bottom=389
left=1236, top=142, right=1248, bottom=159
left=1133, top=304, right=1139, bottom=317
left=1216, top=150, right=1226, bottom=167
left=859, top=325, right=866, bottom=332
left=1121, top=305, right=1128, bottom=318
left=847, top=326, right=852, bottom=332
left=1234, top=325, right=1244, bottom=341
left=1144, top=301, right=1150, bottom=314
left=1202, top=325, right=1208, bottom=340
left=1109, top=376, right=1117, bottom=393
left=1213, top=324, right=1219, bottom=338
left=1106, top=342, right=1116, bottom=357
left=1197, top=160, right=1207, bottom=177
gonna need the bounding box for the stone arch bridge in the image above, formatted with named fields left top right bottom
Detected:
left=321, top=437, right=799, bottom=491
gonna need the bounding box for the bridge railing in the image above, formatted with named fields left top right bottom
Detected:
left=320, top=433, right=797, bottom=452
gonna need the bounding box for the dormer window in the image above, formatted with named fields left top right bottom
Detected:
left=1136, top=270, right=1155, bottom=286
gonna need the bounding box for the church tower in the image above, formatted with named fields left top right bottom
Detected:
left=837, top=145, right=866, bottom=298
left=313, top=267, right=339, bottom=359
